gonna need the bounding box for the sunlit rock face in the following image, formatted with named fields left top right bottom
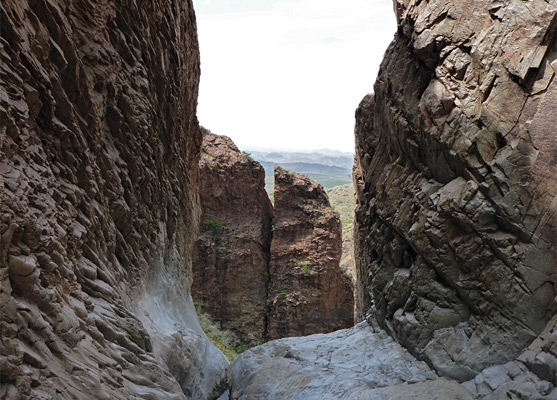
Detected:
left=192, top=135, right=353, bottom=344
left=192, top=128, right=273, bottom=345
left=0, top=1, right=227, bottom=399
left=266, top=166, right=354, bottom=340
left=354, top=0, right=556, bottom=389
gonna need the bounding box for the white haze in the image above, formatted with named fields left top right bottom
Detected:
left=194, top=0, right=396, bottom=153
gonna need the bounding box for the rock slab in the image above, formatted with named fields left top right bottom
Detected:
left=229, top=320, right=473, bottom=400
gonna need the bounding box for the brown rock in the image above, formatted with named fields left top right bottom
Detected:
left=192, top=129, right=273, bottom=345
left=267, top=166, right=354, bottom=340
left=354, top=0, right=556, bottom=384
left=0, top=1, right=227, bottom=399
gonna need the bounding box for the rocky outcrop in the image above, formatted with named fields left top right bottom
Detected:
left=192, top=129, right=273, bottom=345
left=0, top=1, right=227, bottom=399
left=267, top=166, right=354, bottom=340
left=192, top=138, right=354, bottom=344
left=228, top=320, right=473, bottom=400
left=354, top=0, right=556, bottom=387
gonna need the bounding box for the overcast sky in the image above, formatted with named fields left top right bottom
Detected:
left=194, top=0, right=396, bottom=153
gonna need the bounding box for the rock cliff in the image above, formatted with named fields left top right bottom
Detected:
left=0, top=1, right=226, bottom=399
left=266, top=166, right=354, bottom=340
left=354, top=0, right=556, bottom=388
left=192, top=129, right=273, bottom=345
left=192, top=137, right=354, bottom=344
left=4, top=0, right=555, bottom=398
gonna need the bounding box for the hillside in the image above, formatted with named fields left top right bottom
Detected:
left=326, top=184, right=356, bottom=285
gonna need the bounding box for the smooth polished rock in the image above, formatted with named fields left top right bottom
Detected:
left=229, top=320, right=473, bottom=400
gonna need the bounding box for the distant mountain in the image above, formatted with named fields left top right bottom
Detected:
left=243, top=149, right=354, bottom=192
left=245, top=149, right=354, bottom=170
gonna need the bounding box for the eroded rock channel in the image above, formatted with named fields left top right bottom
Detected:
left=1, top=0, right=555, bottom=399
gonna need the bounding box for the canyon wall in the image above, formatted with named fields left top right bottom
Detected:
left=354, top=0, right=556, bottom=383
left=228, top=1, right=556, bottom=398
left=266, top=166, right=354, bottom=340
left=192, top=129, right=273, bottom=345
left=192, top=137, right=354, bottom=344
left=0, top=1, right=226, bottom=399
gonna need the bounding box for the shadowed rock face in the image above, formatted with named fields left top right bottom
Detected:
left=192, top=129, right=273, bottom=345
left=354, top=0, right=556, bottom=384
left=0, top=1, right=227, bottom=399
left=267, top=166, right=354, bottom=340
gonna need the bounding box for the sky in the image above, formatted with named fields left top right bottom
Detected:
left=194, top=0, right=397, bottom=153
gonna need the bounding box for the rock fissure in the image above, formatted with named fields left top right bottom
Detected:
left=191, top=130, right=354, bottom=349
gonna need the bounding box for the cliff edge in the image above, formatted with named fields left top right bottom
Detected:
left=193, top=129, right=273, bottom=346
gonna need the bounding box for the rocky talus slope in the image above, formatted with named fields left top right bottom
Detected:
left=353, top=0, right=556, bottom=394
left=266, top=166, right=354, bottom=340
left=192, top=129, right=273, bottom=346
left=0, top=1, right=227, bottom=399
left=192, top=135, right=354, bottom=344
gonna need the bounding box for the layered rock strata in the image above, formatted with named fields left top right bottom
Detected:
left=192, top=129, right=273, bottom=345
left=0, top=1, right=227, bottom=399
left=354, top=0, right=556, bottom=386
left=266, top=166, right=354, bottom=340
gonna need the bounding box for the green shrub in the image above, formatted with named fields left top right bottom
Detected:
left=206, top=218, right=220, bottom=228
left=242, top=151, right=253, bottom=161
left=195, top=303, right=247, bottom=360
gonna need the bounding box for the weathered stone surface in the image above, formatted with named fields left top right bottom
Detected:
left=228, top=320, right=473, bottom=400
left=0, top=1, right=226, bottom=398
left=192, top=139, right=354, bottom=345
left=266, top=166, right=354, bottom=340
left=462, top=315, right=557, bottom=399
left=192, top=129, right=273, bottom=345
left=354, top=0, right=556, bottom=384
